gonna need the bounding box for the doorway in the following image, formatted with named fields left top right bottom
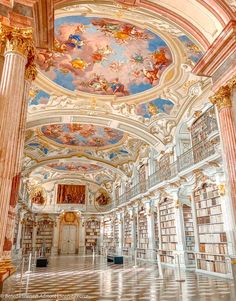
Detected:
left=61, top=225, right=77, bottom=254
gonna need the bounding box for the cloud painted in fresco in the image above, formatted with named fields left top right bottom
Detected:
left=36, top=16, right=173, bottom=96
left=29, top=90, right=50, bottom=106
left=178, top=35, right=203, bottom=64
left=41, top=124, right=125, bottom=148
left=47, top=162, right=103, bottom=173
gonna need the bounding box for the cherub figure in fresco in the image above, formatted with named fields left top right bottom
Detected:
left=104, top=127, right=119, bottom=139
left=65, top=34, right=85, bottom=49
left=130, top=53, right=145, bottom=64
left=91, top=137, right=105, bottom=147
left=88, top=74, right=109, bottom=92
left=142, top=66, right=159, bottom=85
left=70, top=57, right=89, bottom=70
left=109, top=61, right=123, bottom=72
left=91, top=19, right=120, bottom=34
left=43, top=124, right=62, bottom=138
left=79, top=126, right=96, bottom=138
left=152, top=48, right=169, bottom=68
left=148, top=103, right=160, bottom=116
left=67, top=124, right=83, bottom=132
left=37, top=50, right=60, bottom=72
left=110, top=78, right=128, bottom=95
left=32, top=191, right=45, bottom=205
left=92, top=45, right=113, bottom=63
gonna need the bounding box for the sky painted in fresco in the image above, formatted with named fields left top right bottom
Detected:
left=41, top=124, right=125, bottom=148
left=37, top=16, right=173, bottom=96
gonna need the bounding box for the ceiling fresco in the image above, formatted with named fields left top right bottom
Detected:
left=135, top=98, right=174, bottom=119
left=47, top=162, right=103, bottom=173
left=177, top=35, right=203, bottom=65
left=40, top=124, right=126, bottom=148
left=36, top=15, right=173, bottom=96
left=29, top=88, right=50, bottom=106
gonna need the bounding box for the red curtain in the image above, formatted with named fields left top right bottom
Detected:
left=57, top=184, right=86, bottom=204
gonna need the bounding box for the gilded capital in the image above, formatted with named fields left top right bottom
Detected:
left=210, top=85, right=231, bottom=111
left=25, top=59, right=37, bottom=81
left=227, top=75, right=236, bottom=89
left=0, top=22, right=35, bottom=58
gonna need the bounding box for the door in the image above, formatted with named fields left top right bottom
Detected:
left=61, top=225, right=76, bottom=254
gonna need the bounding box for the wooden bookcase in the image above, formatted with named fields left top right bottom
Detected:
left=183, top=204, right=195, bottom=265
left=85, top=219, right=100, bottom=254
left=159, top=198, right=177, bottom=264
left=114, top=217, right=119, bottom=249
left=137, top=207, right=148, bottom=258
left=154, top=211, right=159, bottom=249
left=195, top=183, right=230, bottom=276
left=123, top=212, right=132, bottom=254
left=103, top=217, right=114, bottom=250
left=191, top=106, right=218, bottom=163
left=22, top=216, right=34, bottom=255
left=36, top=218, right=54, bottom=256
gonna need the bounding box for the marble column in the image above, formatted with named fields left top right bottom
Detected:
left=210, top=79, right=236, bottom=220
left=0, top=40, right=4, bottom=83
left=15, top=211, right=25, bottom=252
left=118, top=212, right=123, bottom=254
left=190, top=193, right=200, bottom=252
left=0, top=24, right=36, bottom=267
left=145, top=202, right=155, bottom=260
left=52, top=217, right=60, bottom=255
left=100, top=217, right=104, bottom=250
left=167, top=188, right=186, bottom=267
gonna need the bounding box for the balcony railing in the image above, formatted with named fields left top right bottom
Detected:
left=117, top=134, right=220, bottom=205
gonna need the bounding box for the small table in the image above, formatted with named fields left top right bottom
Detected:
left=36, top=257, right=48, bottom=267
left=107, top=255, right=123, bottom=264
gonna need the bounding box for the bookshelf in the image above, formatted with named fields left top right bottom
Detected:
left=191, top=106, right=217, bottom=145
left=137, top=207, right=148, bottom=259
left=22, top=216, right=34, bottom=255
left=195, top=183, right=230, bottom=276
left=36, top=218, right=54, bottom=256
left=85, top=219, right=100, bottom=254
left=154, top=211, right=159, bottom=249
left=103, top=217, right=114, bottom=250
left=191, top=106, right=218, bottom=163
left=183, top=204, right=195, bottom=265
left=124, top=212, right=132, bottom=249
left=114, top=216, right=119, bottom=249
left=159, top=198, right=177, bottom=264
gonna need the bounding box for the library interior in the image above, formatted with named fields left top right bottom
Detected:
left=0, top=0, right=236, bottom=300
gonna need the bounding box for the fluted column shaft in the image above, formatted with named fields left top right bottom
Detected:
left=0, top=51, right=27, bottom=257
left=210, top=80, right=236, bottom=219
left=0, top=24, right=37, bottom=260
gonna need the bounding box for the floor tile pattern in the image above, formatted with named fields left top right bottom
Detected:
left=1, top=256, right=236, bottom=301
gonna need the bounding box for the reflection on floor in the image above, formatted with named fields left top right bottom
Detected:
left=1, top=255, right=236, bottom=301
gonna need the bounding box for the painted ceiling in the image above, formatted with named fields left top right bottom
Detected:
left=47, top=162, right=103, bottom=173
left=36, top=15, right=173, bottom=96
left=40, top=124, right=126, bottom=148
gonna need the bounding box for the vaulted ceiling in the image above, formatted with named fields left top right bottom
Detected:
left=1, top=0, right=233, bottom=206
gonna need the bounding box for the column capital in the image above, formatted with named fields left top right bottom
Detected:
left=210, top=85, right=231, bottom=111
left=0, top=23, right=37, bottom=80
left=0, top=23, right=34, bottom=55
left=228, top=75, right=236, bottom=89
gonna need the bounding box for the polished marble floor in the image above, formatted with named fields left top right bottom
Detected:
left=1, top=255, right=236, bottom=301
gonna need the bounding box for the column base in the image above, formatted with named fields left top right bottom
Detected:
left=0, top=259, right=16, bottom=282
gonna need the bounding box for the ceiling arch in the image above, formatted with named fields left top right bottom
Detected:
left=53, top=0, right=233, bottom=48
